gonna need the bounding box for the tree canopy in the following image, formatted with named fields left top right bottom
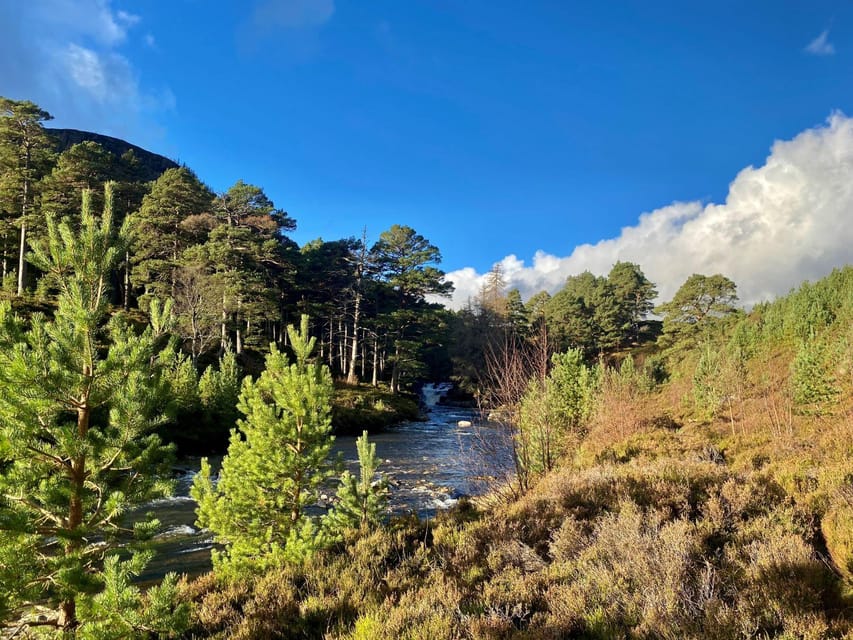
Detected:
left=656, top=273, right=738, bottom=339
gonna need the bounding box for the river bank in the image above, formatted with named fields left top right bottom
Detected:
left=331, top=382, right=420, bottom=435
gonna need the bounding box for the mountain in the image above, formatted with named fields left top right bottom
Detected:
left=47, top=128, right=179, bottom=182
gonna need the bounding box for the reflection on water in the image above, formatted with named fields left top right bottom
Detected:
left=138, top=384, right=512, bottom=583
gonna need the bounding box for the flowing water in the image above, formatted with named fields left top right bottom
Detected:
left=137, top=383, right=512, bottom=583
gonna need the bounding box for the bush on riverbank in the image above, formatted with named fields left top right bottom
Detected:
left=331, top=383, right=420, bottom=435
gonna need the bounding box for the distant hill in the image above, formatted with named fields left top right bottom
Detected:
left=47, top=128, right=179, bottom=182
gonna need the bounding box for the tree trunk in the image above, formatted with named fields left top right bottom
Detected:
left=16, top=219, right=26, bottom=295
left=58, top=599, right=77, bottom=631
left=61, top=394, right=91, bottom=630
left=236, top=299, right=243, bottom=355
left=17, top=156, right=29, bottom=296
left=220, top=291, right=228, bottom=353
left=360, top=329, right=366, bottom=379
left=390, top=343, right=401, bottom=393
left=371, top=335, right=378, bottom=387
left=191, top=311, right=200, bottom=367
left=123, top=250, right=130, bottom=309
left=347, top=292, right=362, bottom=385
left=346, top=231, right=367, bottom=384
left=338, top=314, right=342, bottom=376
left=328, top=316, right=334, bottom=370
left=2, top=228, right=7, bottom=281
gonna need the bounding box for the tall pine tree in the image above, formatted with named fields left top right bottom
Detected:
left=0, top=183, right=174, bottom=630
left=371, top=225, right=453, bottom=392
left=127, top=167, right=213, bottom=304
left=0, top=98, right=55, bottom=293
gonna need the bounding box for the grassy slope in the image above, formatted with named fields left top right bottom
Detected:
left=181, top=268, right=853, bottom=639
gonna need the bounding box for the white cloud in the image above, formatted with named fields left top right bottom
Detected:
left=805, top=29, right=835, bottom=56
left=250, top=0, right=335, bottom=29
left=0, top=1, right=171, bottom=147
left=62, top=44, right=107, bottom=101
left=442, top=114, right=853, bottom=310
left=237, top=0, right=335, bottom=56
left=30, top=0, right=138, bottom=46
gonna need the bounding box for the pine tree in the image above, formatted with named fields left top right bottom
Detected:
left=326, top=431, right=388, bottom=533
left=40, top=141, right=117, bottom=222
left=0, top=183, right=174, bottom=630
left=192, top=315, right=337, bottom=574
left=656, top=273, right=738, bottom=341
left=127, top=167, right=213, bottom=304
left=607, top=261, right=657, bottom=345
left=0, top=98, right=55, bottom=292
left=370, top=225, right=453, bottom=392
left=197, top=348, right=242, bottom=449
left=204, top=181, right=294, bottom=354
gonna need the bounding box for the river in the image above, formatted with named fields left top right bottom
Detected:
left=137, top=383, right=512, bottom=583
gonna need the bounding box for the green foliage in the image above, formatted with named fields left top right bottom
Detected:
left=326, top=431, right=389, bottom=534
left=607, top=261, right=657, bottom=343
left=371, top=224, right=453, bottom=392
left=76, top=553, right=190, bottom=639
left=192, top=315, right=337, bottom=574
left=162, top=343, right=201, bottom=416
left=544, top=265, right=656, bottom=356
left=791, top=338, right=838, bottom=413
left=331, top=384, right=419, bottom=434
left=0, top=184, right=174, bottom=629
left=516, top=349, right=599, bottom=482
left=128, top=166, right=214, bottom=303
left=759, top=268, right=853, bottom=342
left=202, top=180, right=295, bottom=353
left=0, top=97, right=56, bottom=293
left=693, top=343, right=725, bottom=418
left=40, top=141, right=118, bottom=224
left=690, top=336, right=750, bottom=427
left=548, top=349, right=600, bottom=426
left=196, top=348, right=241, bottom=449
left=544, top=271, right=603, bottom=354
left=657, top=273, right=738, bottom=342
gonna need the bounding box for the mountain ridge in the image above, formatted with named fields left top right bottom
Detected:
left=47, top=127, right=179, bottom=182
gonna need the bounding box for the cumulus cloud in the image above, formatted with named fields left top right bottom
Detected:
left=443, top=114, right=853, bottom=310
left=0, top=0, right=171, bottom=146
left=805, top=29, right=835, bottom=56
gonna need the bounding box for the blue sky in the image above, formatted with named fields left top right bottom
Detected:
left=3, top=1, right=853, bottom=306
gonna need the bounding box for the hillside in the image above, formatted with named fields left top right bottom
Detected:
left=47, top=127, right=179, bottom=182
